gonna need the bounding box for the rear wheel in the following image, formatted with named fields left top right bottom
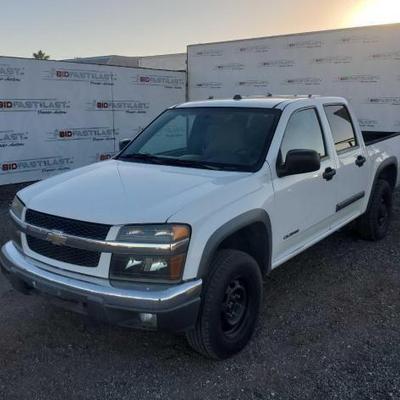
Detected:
left=186, top=249, right=263, bottom=359
left=355, top=179, right=393, bottom=241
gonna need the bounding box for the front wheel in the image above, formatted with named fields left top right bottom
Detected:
left=355, top=179, right=393, bottom=241
left=186, top=249, right=263, bottom=359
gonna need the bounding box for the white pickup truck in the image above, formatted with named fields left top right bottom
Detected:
left=2, top=96, right=400, bottom=359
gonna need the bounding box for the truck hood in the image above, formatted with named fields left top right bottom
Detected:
left=18, top=160, right=251, bottom=225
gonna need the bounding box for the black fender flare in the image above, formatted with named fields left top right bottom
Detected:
left=367, top=156, right=398, bottom=206
left=196, top=209, right=272, bottom=279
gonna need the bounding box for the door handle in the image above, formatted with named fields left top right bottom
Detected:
left=323, top=167, right=336, bottom=181
left=355, top=155, right=366, bottom=167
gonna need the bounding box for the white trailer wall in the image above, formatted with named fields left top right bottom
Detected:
left=0, top=57, right=186, bottom=185
left=188, top=23, right=400, bottom=132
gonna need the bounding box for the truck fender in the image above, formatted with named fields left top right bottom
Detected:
left=196, top=209, right=272, bottom=279
left=367, top=156, right=398, bottom=206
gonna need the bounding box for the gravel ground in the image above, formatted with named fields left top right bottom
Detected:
left=0, top=182, right=399, bottom=400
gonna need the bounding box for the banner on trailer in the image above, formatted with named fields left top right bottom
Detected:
left=188, top=23, right=400, bottom=133
left=0, top=57, right=186, bottom=185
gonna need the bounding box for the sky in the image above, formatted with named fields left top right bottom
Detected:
left=0, top=0, right=399, bottom=60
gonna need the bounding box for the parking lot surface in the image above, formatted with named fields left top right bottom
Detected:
left=0, top=183, right=399, bottom=400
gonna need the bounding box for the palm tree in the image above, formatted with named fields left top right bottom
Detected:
left=33, top=50, right=50, bottom=60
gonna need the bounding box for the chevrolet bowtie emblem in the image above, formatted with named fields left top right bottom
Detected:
left=46, top=230, right=67, bottom=246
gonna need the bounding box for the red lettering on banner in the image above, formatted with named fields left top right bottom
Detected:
left=2, top=163, right=18, bottom=171
left=59, top=130, right=73, bottom=138
left=56, top=71, right=69, bottom=78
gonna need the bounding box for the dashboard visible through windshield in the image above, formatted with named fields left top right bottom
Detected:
left=118, top=107, right=281, bottom=172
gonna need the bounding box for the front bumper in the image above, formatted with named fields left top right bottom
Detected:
left=0, top=241, right=202, bottom=332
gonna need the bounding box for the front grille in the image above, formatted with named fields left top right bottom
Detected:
left=25, top=209, right=111, bottom=240
left=27, top=236, right=101, bottom=267
left=24, top=209, right=110, bottom=267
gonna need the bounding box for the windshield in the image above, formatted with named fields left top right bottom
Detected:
left=117, top=107, right=281, bottom=172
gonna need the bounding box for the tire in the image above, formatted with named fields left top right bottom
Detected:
left=355, top=179, right=393, bottom=241
left=186, top=249, right=263, bottom=360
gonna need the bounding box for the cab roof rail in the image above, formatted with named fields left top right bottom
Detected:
left=231, top=94, right=320, bottom=100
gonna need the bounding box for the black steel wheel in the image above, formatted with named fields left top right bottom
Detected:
left=221, top=276, right=248, bottom=336
left=355, top=179, right=393, bottom=241
left=186, top=249, right=263, bottom=359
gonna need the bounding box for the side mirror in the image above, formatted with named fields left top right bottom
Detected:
left=119, top=138, right=131, bottom=151
left=277, top=149, right=321, bottom=177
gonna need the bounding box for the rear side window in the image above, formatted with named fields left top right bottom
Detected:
left=280, top=108, right=326, bottom=164
left=324, top=105, right=357, bottom=152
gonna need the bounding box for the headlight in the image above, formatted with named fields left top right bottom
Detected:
left=110, top=224, right=190, bottom=282
left=10, top=196, right=24, bottom=220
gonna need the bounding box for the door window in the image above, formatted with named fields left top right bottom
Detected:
left=279, top=108, right=326, bottom=165
left=324, top=105, right=357, bottom=152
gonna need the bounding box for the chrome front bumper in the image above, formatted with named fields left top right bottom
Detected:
left=0, top=241, right=202, bottom=331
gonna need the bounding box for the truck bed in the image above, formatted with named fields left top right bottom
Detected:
left=362, top=131, right=400, bottom=146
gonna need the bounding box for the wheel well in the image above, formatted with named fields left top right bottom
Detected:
left=378, top=163, right=397, bottom=189
left=217, top=222, right=269, bottom=275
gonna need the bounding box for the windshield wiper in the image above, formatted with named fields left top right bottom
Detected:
left=118, top=153, right=165, bottom=164
left=119, top=153, right=219, bottom=170
left=157, top=158, right=221, bottom=170
left=118, top=153, right=247, bottom=171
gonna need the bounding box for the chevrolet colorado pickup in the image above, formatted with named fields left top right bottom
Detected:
left=1, top=95, right=400, bottom=359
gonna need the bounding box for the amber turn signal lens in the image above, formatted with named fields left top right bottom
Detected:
left=172, top=225, right=191, bottom=241
left=169, top=254, right=187, bottom=280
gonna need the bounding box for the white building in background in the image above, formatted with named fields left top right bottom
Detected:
left=63, top=53, right=187, bottom=71
left=137, top=53, right=187, bottom=71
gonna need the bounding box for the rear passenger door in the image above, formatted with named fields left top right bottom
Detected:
left=270, top=106, right=338, bottom=263
left=323, top=104, right=369, bottom=225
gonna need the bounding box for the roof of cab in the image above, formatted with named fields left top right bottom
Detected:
left=175, top=95, right=346, bottom=110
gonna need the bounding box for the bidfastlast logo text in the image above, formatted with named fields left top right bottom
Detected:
left=193, top=49, right=223, bottom=57
left=369, top=51, right=400, bottom=61
left=0, top=99, right=70, bottom=114
left=337, top=35, right=379, bottom=45
left=1, top=156, right=74, bottom=174
left=0, top=63, right=25, bottom=82
left=283, top=78, right=322, bottom=86
left=260, top=59, right=295, bottom=68
left=0, top=130, right=29, bottom=148
left=195, top=82, right=222, bottom=89
left=47, top=127, right=118, bottom=142
left=90, top=153, right=115, bottom=162
left=134, top=74, right=184, bottom=89
left=87, top=100, right=149, bottom=114
left=313, top=56, right=352, bottom=65
left=367, top=97, right=400, bottom=106
left=287, top=40, right=323, bottom=49
left=358, top=119, right=379, bottom=129
left=238, top=44, right=269, bottom=53
left=44, top=68, right=115, bottom=85
left=237, top=80, right=269, bottom=88
left=214, top=63, right=245, bottom=71
left=336, top=74, right=380, bottom=83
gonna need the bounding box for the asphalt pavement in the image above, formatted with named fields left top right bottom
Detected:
left=0, top=182, right=399, bottom=400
